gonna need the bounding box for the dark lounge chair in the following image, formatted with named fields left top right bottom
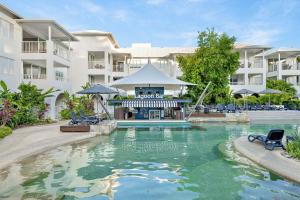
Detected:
left=79, top=110, right=100, bottom=125
left=69, top=111, right=82, bottom=125
left=216, top=104, right=225, bottom=113
left=227, top=104, right=236, bottom=113
left=248, top=129, right=285, bottom=150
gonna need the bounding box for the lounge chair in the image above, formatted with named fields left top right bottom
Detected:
left=227, top=104, right=236, bottom=113
left=248, top=129, right=285, bottom=150
left=79, top=110, right=100, bottom=125
left=69, top=111, right=82, bottom=125
left=216, top=104, right=225, bottom=113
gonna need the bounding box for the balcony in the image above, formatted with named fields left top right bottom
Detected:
left=88, top=60, right=105, bottom=69
left=113, top=64, right=125, bottom=72
left=282, top=63, right=300, bottom=70
left=268, top=64, right=278, bottom=72
left=22, top=41, right=47, bottom=53
left=23, top=73, right=46, bottom=79
left=230, top=81, right=245, bottom=85
left=53, top=42, right=70, bottom=60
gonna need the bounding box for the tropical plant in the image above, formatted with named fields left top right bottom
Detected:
left=59, top=88, right=95, bottom=119
left=10, top=83, right=56, bottom=127
left=267, top=79, right=296, bottom=96
left=0, top=81, right=56, bottom=128
left=177, top=28, right=240, bottom=104
left=0, top=99, right=16, bottom=127
left=286, top=132, right=300, bottom=159
left=0, top=126, right=12, bottom=139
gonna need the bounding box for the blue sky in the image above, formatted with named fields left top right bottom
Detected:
left=2, top=0, right=300, bottom=48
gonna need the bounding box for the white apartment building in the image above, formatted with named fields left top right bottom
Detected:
left=2, top=3, right=300, bottom=120
left=230, top=44, right=271, bottom=94
left=0, top=4, right=22, bottom=91
left=70, top=30, right=124, bottom=93
left=0, top=4, right=77, bottom=119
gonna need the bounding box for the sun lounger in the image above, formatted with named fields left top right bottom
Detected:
left=227, top=104, right=236, bottom=113
left=69, top=111, right=82, bottom=125
left=248, top=129, right=285, bottom=150
left=79, top=110, right=100, bottom=125
left=216, top=104, right=225, bottom=113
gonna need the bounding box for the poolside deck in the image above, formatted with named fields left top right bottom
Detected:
left=234, top=136, right=300, bottom=184
left=0, top=121, right=97, bottom=170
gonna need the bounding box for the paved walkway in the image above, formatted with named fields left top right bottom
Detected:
left=0, top=122, right=96, bottom=170
left=234, top=136, right=300, bottom=184
left=248, top=110, right=300, bottom=122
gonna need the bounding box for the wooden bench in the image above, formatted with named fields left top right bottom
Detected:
left=60, top=125, right=90, bottom=132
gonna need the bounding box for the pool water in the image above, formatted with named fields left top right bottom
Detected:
left=1, top=123, right=300, bottom=199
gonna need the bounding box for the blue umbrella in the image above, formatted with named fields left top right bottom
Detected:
left=77, top=84, right=118, bottom=120
left=77, top=84, right=118, bottom=95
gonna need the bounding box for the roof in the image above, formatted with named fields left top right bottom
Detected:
left=255, top=47, right=300, bottom=58
left=110, top=63, right=195, bottom=90
left=234, top=43, right=272, bottom=50
left=119, top=46, right=196, bottom=58
left=17, top=20, right=78, bottom=41
left=0, top=3, right=22, bottom=19
left=72, top=30, right=120, bottom=48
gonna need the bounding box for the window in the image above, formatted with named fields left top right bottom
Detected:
left=55, top=71, right=64, bottom=81
left=23, top=63, right=46, bottom=79
left=0, top=56, right=14, bottom=75
left=0, top=18, right=13, bottom=39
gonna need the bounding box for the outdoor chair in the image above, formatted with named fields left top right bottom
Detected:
left=79, top=110, right=100, bottom=125
left=69, top=111, right=82, bottom=125
left=216, top=104, right=225, bottom=113
left=248, top=129, right=285, bottom=150
left=227, top=104, right=236, bottom=113
left=256, top=104, right=263, bottom=110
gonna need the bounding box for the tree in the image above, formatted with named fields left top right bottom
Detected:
left=177, top=28, right=240, bottom=103
left=266, top=79, right=296, bottom=96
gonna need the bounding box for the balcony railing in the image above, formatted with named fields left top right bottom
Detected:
left=88, top=60, right=105, bottom=69
left=22, top=41, right=47, bottom=53
left=23, top=74, right=46, bottom=79
left=230, top=81, right=245, bottom=85
left=268, top=64, right=278, bottom=72
left=249, top=62, right=263, bottom=68
left=282, top=63, right=300, bottom=70
left=249, top=81, right=263, bottom=85
left=53, top=42, right=70, bottom=60
left=113, top=64, right=125, bottom=72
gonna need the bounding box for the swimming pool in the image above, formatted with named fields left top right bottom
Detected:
left=0, top=123, right=300, bottom=199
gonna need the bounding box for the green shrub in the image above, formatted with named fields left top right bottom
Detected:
left=60, top=109, right=72, bottom=120
left=0, top=126, right=12, bottom=139
left=286, top=133, right=300, bottom=159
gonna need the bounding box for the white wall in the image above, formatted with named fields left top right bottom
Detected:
left=70, top=35, right=115, bottom=93
left=0, top=8, right=22, bottom=91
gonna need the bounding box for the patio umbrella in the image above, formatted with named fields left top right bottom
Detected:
left=234, top=89, right=255, bottom=109
left=259, top=88, right=282, bottom=106
left=77, top=84, right=118, bottom=120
